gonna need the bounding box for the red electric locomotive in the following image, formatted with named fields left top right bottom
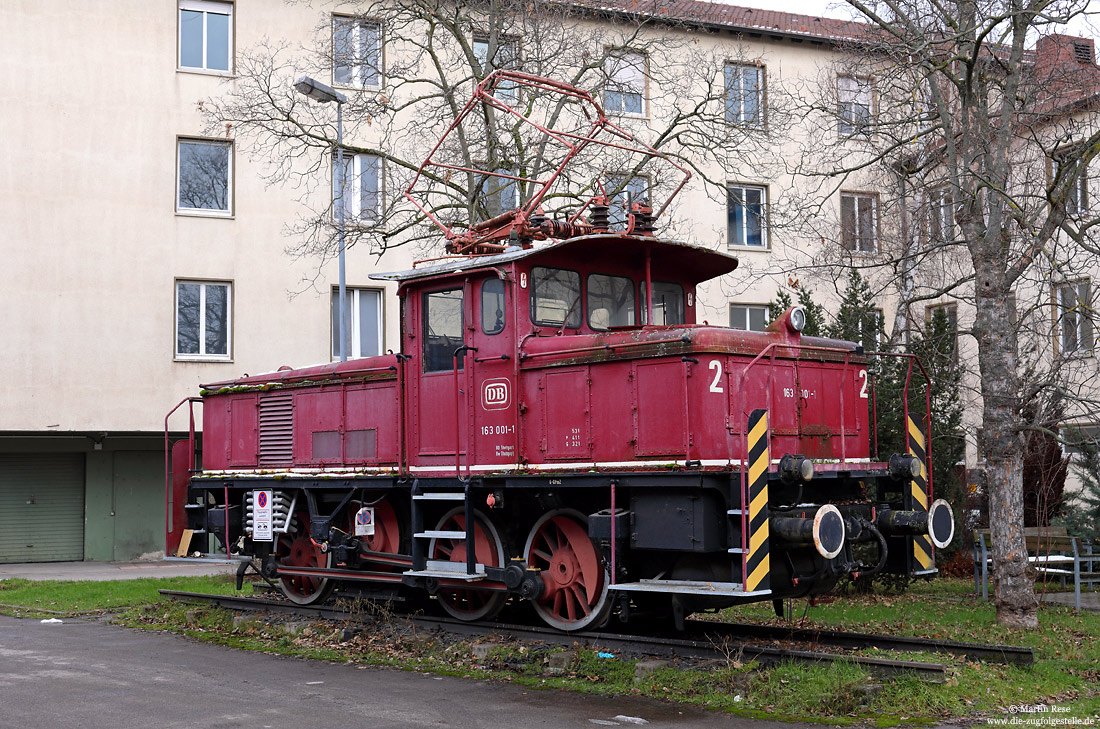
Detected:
left=165, top=73, right=954, bottom=631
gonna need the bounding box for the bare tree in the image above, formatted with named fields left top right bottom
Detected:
left=198, top=0, right=792, bottom=272
left=771, top=0, right=1100, bottom=627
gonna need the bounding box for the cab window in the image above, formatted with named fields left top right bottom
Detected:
left=423, top=288, right=464, bottom=372
left=530, top=267, right=582, bottom=328
left=639, top=281, right=685, bottom=325
left=481, top=278, right=506, bottom=335
left=587, top=274, right=636, bottom=330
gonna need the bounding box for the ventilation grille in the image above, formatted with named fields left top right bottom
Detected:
left=1075, top=42, right=1093, bottom=64
left=259, top=394, right=294, bottom=466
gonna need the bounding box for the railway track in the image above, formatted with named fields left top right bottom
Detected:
left=159, top=590, right=1031, bottom=682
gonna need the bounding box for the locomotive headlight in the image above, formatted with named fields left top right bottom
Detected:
left=789, top=306, right=807, bottom=333
left=779, top=454, right=815, bottom=484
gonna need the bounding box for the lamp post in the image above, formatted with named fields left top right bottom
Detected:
left=294, top=75, right=350, bottom=362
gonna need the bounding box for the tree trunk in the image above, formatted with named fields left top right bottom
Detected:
left=974, top=262, right=1038, bottom=628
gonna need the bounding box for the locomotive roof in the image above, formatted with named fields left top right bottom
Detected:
left=369, top=233, right=739, bottom=284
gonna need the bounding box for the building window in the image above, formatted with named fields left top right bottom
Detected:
left=474, top=169, right=519, bottom=220
left=335, top=153, right=381, bottom=224
left=727, top=184, right=767, bottom=248
left=333, top=16, right=382, bottom=89
left=928, top=186, right=953, bottom=245
left=176, top=281, right=231, bottom=359
left=838, top=76, right=872, bottom=137
left=925, top=303, right=958, bottom=362
left=179, top=0, right=232, bottom=73
left=332, top=288, right=383, bottom=360
left=1057, top=157, right=1089, bottom=216
left=1055, top=280, right=1095, bottom=355
left=605, top=51, right=646, bottom=116
left=588, top=274, right=636, bottom=330
left=840, top=192, right=877, bottom=252
left=730, top=304, right=768, bottom=332
left=724, top=63, right=763, bottom=125
left=473, top=36, right=520, bottom=103
left=177, top=139, right=231, bottom=214
left=607, top=174, right=649, bottom=228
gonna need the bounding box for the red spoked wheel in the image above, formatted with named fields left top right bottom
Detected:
left=359, top=498, right=404, bottom=557
left=276, top=512, right=334, bottom=606
left=523, top=509, right=611, bottom=631
left=429, top=508, right=507, bottom=621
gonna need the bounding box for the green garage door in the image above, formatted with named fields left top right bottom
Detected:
left=0, top=454, right=85, bottom=563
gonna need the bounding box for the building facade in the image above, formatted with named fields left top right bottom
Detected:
left=1, top=1, right=1094, bottom=562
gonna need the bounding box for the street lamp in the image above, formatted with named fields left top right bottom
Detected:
left=294, top=75, right=350, bottom=362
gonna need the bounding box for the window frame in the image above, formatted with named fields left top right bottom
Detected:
left=840, top=191, right=878, bottom=253
left=176, top=137, right=233, bottom=216
left=175, top=279, right=233, bottom=361
left=1053, top=279, right=1095, bottom=357
left=334, top=152, right=383, bottom=225
left=604, top=50, right=647, bottom=117
left=925, top=302, right=959, bottom=363
left=928, top=185, right=953, bottom=245
left=837, top=75, right=874, bottom=138
left=730, top=303, right=769, bottom=332
left=606, top=173, right=650, bottom=229
left=587, top=272, right=637, bottom=331
left=727, top=182, right=768, bottom=249
left=332, top=15, right=383, bottom=91
left=178, top=0, right=233, bottom=75
left=1055, top=154, right=1089, bottom=217
left=473, top=167, right=521, bottom=221
left=422, top=287, right=465, bottom=373
left=473, top=34, right=521, bottom=104
left=724, top=62, right=765, bottom=126
left=639, top=281, right=686, bottom=325
left=481, top=278, right=507, bottom=335
left=331, top=286, right=385, bottom=360
left=529, top=266, right=583, bottom=329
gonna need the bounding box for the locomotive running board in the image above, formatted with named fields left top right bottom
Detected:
left=609, top=579, right=771, bottom=598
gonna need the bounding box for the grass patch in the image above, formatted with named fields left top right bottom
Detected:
left=0, top=575, right=242, bottom=617
left=6, top=575, right=1100, bottom=725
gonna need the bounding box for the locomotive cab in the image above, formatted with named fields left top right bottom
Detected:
left=376, top=233, right=735, bottom=473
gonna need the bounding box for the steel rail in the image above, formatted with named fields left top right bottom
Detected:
left=159, top=591, right=948, bottom=682
left=682, top=620, right=1034, bottom=666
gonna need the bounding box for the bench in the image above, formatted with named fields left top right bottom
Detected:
left=972, top=528, right=1100, bottom=611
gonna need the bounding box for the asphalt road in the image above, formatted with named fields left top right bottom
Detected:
left=0, top=615, right=805, bottom=729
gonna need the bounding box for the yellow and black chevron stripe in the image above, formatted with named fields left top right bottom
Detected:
left=744, top=408, right=771, bottom=593
left=907, top=414, right=934, bottom=571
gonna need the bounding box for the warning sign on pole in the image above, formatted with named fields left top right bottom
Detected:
left=253, top=490, right=273, bottom=542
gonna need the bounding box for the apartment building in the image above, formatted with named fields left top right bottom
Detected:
left=1, top=1, right=1094, bottom=562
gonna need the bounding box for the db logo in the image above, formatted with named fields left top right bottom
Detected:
left=482, top=379, right=510, bottom=410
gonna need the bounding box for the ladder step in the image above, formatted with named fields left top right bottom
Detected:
left=727, top=509, right=744, bottom=515
left=415, top=530, right=467, bottom=540
left=404, top=560, right=486, bottom=581
left=413, top=493, right=466, bottom=501
left=728, top=547, right=746, bottom=554
left=184, top=503, right=205, bottom=510
left=190, top=529, right=208, bottom=535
